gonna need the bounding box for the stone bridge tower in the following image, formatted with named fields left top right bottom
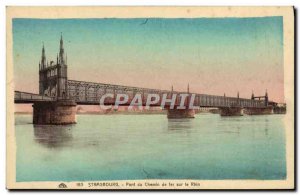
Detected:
left=38, top=35, right=69, bottom=99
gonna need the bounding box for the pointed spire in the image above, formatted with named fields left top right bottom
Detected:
left=264, top=89, right=269, bottom=106
left=57, top=53, right=58, bottom=64
left=59, top=33, right=65, bottom=64
left=224, top=93, right=226, bottom=97
left=237, top=91, right=239, bottom=98
left=187, top=83, right=190, bottom=93
left=171, top=85, right=173, bottom=92
left=251, top=90, right=254, bottom=99
left=41, top=43, right=46, bottom=69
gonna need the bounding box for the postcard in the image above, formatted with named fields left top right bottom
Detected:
left=6, top=6, right=294, bottom=190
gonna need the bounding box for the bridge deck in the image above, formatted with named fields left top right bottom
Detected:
left=14, top=91, right=54, bottom=103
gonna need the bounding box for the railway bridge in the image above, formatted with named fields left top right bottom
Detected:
left=14, top=36, right=275, bottom=125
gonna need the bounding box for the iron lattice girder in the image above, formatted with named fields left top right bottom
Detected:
left=67, top=80, right=267, bottom=108
left=67, top=80, right=170, bottom=94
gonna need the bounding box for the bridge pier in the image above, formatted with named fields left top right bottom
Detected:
left=244, top=107, right=273, bottom=115
left=219, top=107, right=243, bottom=116
left=166, top=108, right=195, bottom=119
left=32, top=100, right=77, bottom=125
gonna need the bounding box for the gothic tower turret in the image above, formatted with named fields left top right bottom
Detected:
left=59, top=34, right=65, bottom=64
left=39, top=44, right=46, bottom=95
left=57, top=34, right=68, bottom=99
left=41, top=43, right=46, bottom=69
left=265, top=89, right=268, bottom=106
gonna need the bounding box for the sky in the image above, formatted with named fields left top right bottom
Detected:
left=13, top=17, right=284, bottom=103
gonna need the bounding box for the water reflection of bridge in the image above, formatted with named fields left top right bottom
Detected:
left=33, top=125, right=73, bottom=148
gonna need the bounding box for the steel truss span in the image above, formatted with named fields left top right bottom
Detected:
left=67, top=80, right=267, bottom=108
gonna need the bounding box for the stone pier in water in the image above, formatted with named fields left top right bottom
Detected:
left=32, top=100, right=77, bottom=125
left=167, top=108, right=195, bottom=119
left=244, top=107, right=273, bottom=115
left=219, top=107, right=243, bottom=116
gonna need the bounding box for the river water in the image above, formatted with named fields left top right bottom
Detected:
left=15, top=113, right=286, bottom=181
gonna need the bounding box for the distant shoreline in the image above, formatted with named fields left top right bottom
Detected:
left=14, top=111, right=213, bottom=115
left=14, top=111, right=168, bottom=115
